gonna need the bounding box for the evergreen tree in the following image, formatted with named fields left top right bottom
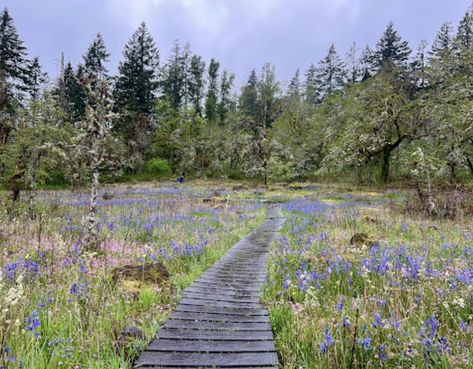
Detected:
left=205, top=58, right=219, bottom=122
left=239, top=69, right=259, bottom=123
left=304, top=63, right=318, bottom=105
left=411, top=40, right=429, bottom=88
left=25, top=57, right=47, bottom=100
left=374, top=22, right=412, bottom=70
left=162, top=40, right=188, bottom=111
left=258, top=63, right=279, bottom=129
left=188, top=54, right=205, bottom=115
left=72, top=64, right=87, bottom=121
left=114, top=22, right=159, bottom=116
left=430, top=23, right=454, bottom=61
left=287, top=68, right=301, bottom=99
left=360, top=45, right=375, bottom=81
left=346, top=43, right=360, bottom=83
left=0, top=8, right=28, bottom=91
left=455, top=8, right=473, bottom=52
left=83, top=33, right=110, bottom=81
left=217, top=69, right=235, bottom=124
left=113, top=22, right=159, bottom=163
left=315, top=44, right=346, bottom=99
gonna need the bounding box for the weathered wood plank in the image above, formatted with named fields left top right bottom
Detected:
left=174, top=304, right=268, bottom=316
left=190, top=281, right=262, bottom=292
left=179, top=298, right=260, bottom=309
left=146, top=338, right=276, bottom=352
left=163, top=319, right=271, bottom=331
left=183, top=286, right=260, bottom=298
left=170, top=311, right=269, bottom=323
left=182, top=292, right=260, bottom=303
left=157, top=328, right=274, bottom=340
left=135, top=351, right=279, bottom=367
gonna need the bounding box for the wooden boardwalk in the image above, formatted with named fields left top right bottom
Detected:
left=134, top=206, right=285, bottom=369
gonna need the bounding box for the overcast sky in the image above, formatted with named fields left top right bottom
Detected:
left=3, top=0, right=472, bottom=87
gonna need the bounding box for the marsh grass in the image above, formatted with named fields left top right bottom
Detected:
left=263, top=185, right=473, bottom=369
left=0, top=182, right=264, bottom=369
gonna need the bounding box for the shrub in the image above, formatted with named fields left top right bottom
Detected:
left=144, top=159, right=171, bottom=177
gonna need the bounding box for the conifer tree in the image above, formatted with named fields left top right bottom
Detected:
left=162, top=40, right=188, bottom=111
left=315, top=44, right=346, bottom=99
left=346, top=43, right=360, bottom=83
left=455, top=8, right=473, bottom=52
left=0, top=8, right=28, bottom=90
left=83, top=33, right=110, bottom=81
left=188, top=54, right=205, bottom=115
left=304, top=63, right=318, bottom=105
left=360, top=45, right=375, bottom=81
left=287, top=68, right=301, bottom=99
left=374, top=22, right=411, bottom=70
left=258, top=63, right=279, bottom=129
left=113, top=22, right=159, bottom=162
left=430, top=23, right=454, bottom=61
left=205, top=58, right=219, bottom=122
left=217, top=69, right=235, bottom=124
left=411, top=40, right=429, bottom=88
left=25, top=57, right=47, bottom=101
left=114, top=22, right=159, bottom=116
left=239, top=69, right=259, bottom=123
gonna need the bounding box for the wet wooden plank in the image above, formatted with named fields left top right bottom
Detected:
left=147, top=338, right=276, bottom=352
left=163, top=319, right=271, bottom=331
left=179, top=298, right=260, bottom=309
left=135, top=352, right=279, bottom=367
left=170, top=311, right=269, bottom=323
left=191, top=281, right=262, bottom=292
left=174, top=304, right=268, bottom=316
left=157, top=328, right=274, bottom=341
left=183, top=286, right=260, bottom=298
left=182, top=292, right=260, bottom=303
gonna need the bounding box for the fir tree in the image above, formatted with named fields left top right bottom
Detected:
left=217, top=69, right=235, bottom=124
left=114, top=22, right=159, bottom=116
left=258, top=63, right=279, bottom=129
left=162, top=40, right=188, bottom=111
left=72, top=64, right=87, bottom=121
left=0, top=8, right=28, bottom=90
left=455, top=8, right=473, bottom=52
left=411, top=40, right=429, bottom=88
left=205, top=58, right=219, bottom=122
left=83, top=33, right=110, bottom=81
left=374, top=22, right=412, bottom=70
left=430, top=23, right=454, bottom=61
left=304, top=63, right=318, bottom=105
left=25, top=57, right=47, bottom=100
left=188, top=54, right=205, bottom=115
left=287, top=68, right=301, bottom=99
left=346, top=43, right=360, bottom=83
left=239, top=69, right=259, bottom=123
left=360, top=45, right=375, bottom=81
left=113, top=22, right=159, bottom=162
left=315, top=44, right=346, bottom=99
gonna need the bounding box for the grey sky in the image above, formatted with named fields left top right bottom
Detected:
left=3, top=0, right=472, bottom=87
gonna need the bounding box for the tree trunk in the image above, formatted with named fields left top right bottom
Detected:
left=448, top=162, right=457, bottom=183
left=85, top=135, right=101, bottom=252
left=466, top=156, right=473, bottom=179
left=381, top=148, right=391, bottom=183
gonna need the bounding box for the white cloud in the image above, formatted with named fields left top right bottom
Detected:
left=106, top=0, right=229, bottom=35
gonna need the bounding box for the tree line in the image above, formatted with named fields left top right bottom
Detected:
left=1, top=4, right=473, bottom=197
